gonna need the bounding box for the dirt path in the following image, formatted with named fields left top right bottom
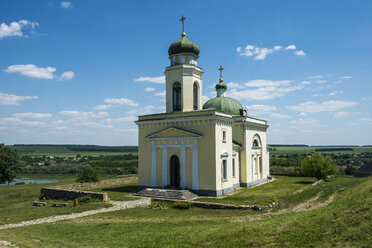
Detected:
left=0, top=198, right=150, bottom=231
left=233, top=191, right=338, bottom=222
left=0, top=240, right=18, bottom=248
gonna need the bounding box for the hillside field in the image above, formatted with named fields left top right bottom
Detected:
left=0, top=175, right=371, bottom=247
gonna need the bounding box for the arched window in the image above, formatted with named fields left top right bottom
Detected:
left=173, top=82, right=181, bottom=111
left=193, top=82, right=198, bottom=110
left=252, top=134, right=261, bottom=148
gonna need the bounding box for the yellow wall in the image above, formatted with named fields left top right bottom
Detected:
left=137, top=114, right=218, bottom=191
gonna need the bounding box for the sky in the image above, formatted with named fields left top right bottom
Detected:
left=0, top=0, right=371, bottom=146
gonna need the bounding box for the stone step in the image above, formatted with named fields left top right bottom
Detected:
left=134, top=188, right=197, bottom=200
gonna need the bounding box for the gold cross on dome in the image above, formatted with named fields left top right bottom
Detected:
left=218, top=65, right=224, bottom=79
left=180, top=16, right=186, bottom=36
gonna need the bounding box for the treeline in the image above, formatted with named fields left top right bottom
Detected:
left=315, top=148, right=354, bottom=152
left=269, top=144, right=309, bottom=147
left=11, top=144, right=138, bottom=153
left=65, top=145, right=138, bottom=152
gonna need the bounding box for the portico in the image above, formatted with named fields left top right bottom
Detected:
left=146, top=127, right=200, bottom=191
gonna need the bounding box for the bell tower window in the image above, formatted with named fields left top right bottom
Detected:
left=193, top=82, right=198, bottom=110
left=173, top=82, right=181, bottom=111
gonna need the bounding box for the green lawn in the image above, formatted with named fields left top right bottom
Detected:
left=0, top=176, right=370, bottom=247
left=197, top=176, right=316, bottom=206
left=88, top=183, right=140, bottom=201
left=0, top=177, right=111, bottom=225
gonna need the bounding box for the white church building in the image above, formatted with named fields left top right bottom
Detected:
left=135, top=17, right=270, bottom=196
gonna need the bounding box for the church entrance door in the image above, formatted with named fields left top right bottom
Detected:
left=170, top=155, right=180, bottom=188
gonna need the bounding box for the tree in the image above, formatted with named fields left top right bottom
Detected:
left=301, top=152, right=337, bottom=180
left=76, top=167, right=99, bottom=183
left=0, top=144, right=21, bottom=185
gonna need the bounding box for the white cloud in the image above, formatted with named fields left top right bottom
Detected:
left=287, top=100, right=358, bottom=113
left=229, top=84, right=303, bottom=101
left=237, top=45, right=274, bottom=60
left=0, top=92, right=38, bottom=105
left=104, top=98, right=139, bottom=107
left=270, top=113, right=291, bottom=119
left=237, top=44, right=305, bottom=59
left=5, top=64, right=56, bottom=79
left=154, top=91, right=166, bottom=97
left=145, top=87, right=155, bottom=92
left=300, top=81, right=311, bottom=85
left=60, top=110, right=108, bottom=119
left=246, top=104, right=277, bottom=115
left=294, top=50, right=306, bottom=56
left=202, top=95, right=209, bottom=104
left=0, top=117, right=45, bottom=127
left=93, top=104, right=113, bottom=110
left=315, top=79, right=327, bottom=84
left=60, top=1, right=72, bottom=8
left=299, top=112, right=307, bottom=117
left=341, top=76, right=352, bottom=79
left=0, top=20, right=38, bottom=39
left=285, top=45, right=296, bottom=50
left=134, top=76, right=165, bottom=84
left=13, top=113, right=52, bottom=119
left=309, top=75, right=323, bottom=79
left=333, top=112, right=350, bottom=118
left=289, top=118, right=327, bottom=131
left=59, top=71, right=74, bottom=80
left=227, top=82, right=243, bottom=88
left=245, top=104, right=290, bottom=118
left=244, top=80, right=291, bottom=87
left=329, top=91, right=343, bottom=96
left=93, top=97, right=138, bottom=110
left=5, top=64, right=74, bottom=80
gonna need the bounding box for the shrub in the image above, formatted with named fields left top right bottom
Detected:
left=301, top=152, right=337, bottom=180
left=76, top=167, right=99, bottom=183
left=172, top=201, right=192, bottom=210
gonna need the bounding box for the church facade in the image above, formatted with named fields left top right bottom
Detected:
left=135, top=19, right=270, bottom=196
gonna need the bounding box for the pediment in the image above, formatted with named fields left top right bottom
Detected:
left=146, top=127, right=202, bottom=139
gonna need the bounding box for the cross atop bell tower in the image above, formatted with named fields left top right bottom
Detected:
left=180, top=16, right=186, bottom=37
left=218, top=65, right=224, bottom=82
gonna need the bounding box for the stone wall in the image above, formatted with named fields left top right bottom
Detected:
left=40, top=187, right=109, bottom=201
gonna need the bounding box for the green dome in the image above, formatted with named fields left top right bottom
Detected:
left=203, top=96, right=243, bottom=116
left=168, top=36, right=200, bottom=56
left=215, top=82, right=227, bottom=90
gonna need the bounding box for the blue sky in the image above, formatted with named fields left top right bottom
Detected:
left=0, top=0, right=371, bottom=145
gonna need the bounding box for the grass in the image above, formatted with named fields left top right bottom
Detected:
left=0, top=176, right=370, bottom=247
left=0, top=176, right=111, bottom=225
left=269, top=146, right=372, bottom=156
left=88, top=183, right=139, bottom=201
left=197, top=176, right=316, bottom=206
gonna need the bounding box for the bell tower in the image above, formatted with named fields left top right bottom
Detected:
left=164, top=16, right=203, bottom=113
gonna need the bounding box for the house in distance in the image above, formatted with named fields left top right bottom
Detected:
left=135, top=17, right=270, bottom=196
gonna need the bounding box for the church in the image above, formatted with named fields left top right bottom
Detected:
left=135, top=17, right=270, bottom=196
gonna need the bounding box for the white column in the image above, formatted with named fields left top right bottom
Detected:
left=151, top=148, right=157, bottom=187
left=162, top=147, right=168, bottom=187
left=180, top=147, right=186, bottom=189
left=252, top=154, right=256, bottom=182
left=192, top=146, right=199, bottom=190
left=258, top=155, right=261, bottom=179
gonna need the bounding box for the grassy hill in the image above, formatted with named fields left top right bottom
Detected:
left=0, top=175, right=370, bottom=247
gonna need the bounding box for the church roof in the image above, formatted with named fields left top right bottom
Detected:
left=168, top=35, right=200, bottom=57
left=203, top=96, right=243, bottom=116
left=146, top=126, right=202, bottom=139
